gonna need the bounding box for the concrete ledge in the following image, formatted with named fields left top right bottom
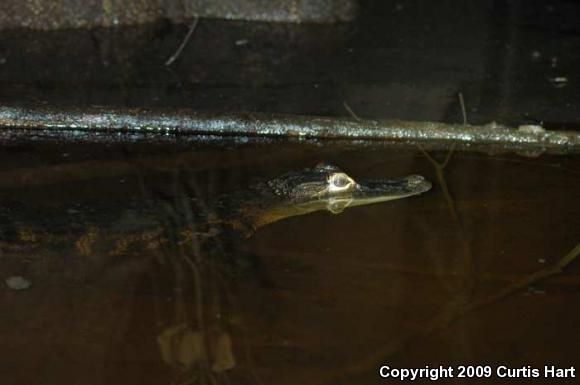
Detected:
left=0, top=0, right=358, bottom=30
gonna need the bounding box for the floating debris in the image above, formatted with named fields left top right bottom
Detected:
left=526, top=286, right=547, bottom=295
left=211, top=333, right=236, bottom=372
left=157, top=324, right=205, bottom=368
left=4, top=276, right=32, bottom=290
left=515, top=126, right=547, bottom=157
left=549, top=76, right=569, bottom=88
left=518, top=124, right=545, bottom=134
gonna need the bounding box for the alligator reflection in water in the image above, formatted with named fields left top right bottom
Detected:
left=0, top=162, right=431, bottom=384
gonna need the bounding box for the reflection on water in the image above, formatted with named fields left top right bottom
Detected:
left=0, top=144, right=579, bottom=385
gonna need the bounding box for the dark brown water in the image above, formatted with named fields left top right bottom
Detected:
left=0, top=142, right=578, bottom=385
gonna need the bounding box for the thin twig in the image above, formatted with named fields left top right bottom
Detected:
left=342, top=101, right=361, bottom=121
left=166, top=17, right=200, bottom=66
left=441, top=144, right=456, bottom=169
left=458, top=92, right=468, bottom=126
left=417, top=92, right=473, bottom=297
left=417, top=144, right=460, bottom=224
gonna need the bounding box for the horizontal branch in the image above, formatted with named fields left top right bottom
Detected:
left=0, top=105, right=578, bottom=154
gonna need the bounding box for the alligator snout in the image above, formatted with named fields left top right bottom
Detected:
left=405, top=175, right=432, bottom=192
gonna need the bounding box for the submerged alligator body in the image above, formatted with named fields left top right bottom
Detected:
left=0, top=163, right=431, bottom=258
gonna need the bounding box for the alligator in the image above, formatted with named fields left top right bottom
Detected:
left=0, top=163, right=431, bottom=259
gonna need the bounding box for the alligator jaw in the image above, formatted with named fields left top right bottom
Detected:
left=341, top=174, right=432, bottom=210
left=304, top=174, right=432, bottom=214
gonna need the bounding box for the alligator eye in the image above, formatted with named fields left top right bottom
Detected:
left=333, top=175, right=349, bottom=187
left=328, top=172, right=355, bottom=193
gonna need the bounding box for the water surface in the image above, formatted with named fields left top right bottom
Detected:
left=0, top=143, right=578, bottom=385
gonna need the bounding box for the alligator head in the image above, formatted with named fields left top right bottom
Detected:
left=231, top=162, right=432, bottom=236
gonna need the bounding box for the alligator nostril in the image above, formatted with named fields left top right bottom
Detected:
left=406, top=175, right=425, bottom=186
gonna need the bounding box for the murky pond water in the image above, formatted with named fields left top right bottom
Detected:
left=1, top=0, right=580, bottom=380
left=0, top=142, right=578, bottom=385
